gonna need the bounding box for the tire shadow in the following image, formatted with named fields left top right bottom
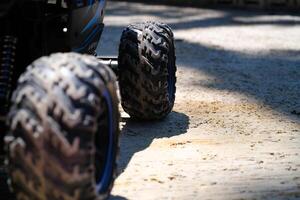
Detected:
left=109, top=195, right=128, bottom=200
left=118, top=111, right=190, bottom=174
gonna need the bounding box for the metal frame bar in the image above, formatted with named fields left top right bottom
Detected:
left=97, top=56, right=119, bottom=75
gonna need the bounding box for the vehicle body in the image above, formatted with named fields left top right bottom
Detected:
left=0, top=0, right=112, bottom=150
left=0, top=0, right=107, bottom=82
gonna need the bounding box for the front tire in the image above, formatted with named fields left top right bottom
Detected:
left=5, top=53, right=119, bottom=200
left=118, top=21, right=177, bottom=120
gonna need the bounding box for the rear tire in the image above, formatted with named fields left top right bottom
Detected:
left=5, top=53, right=119, bottom=200
left=118, top=21, right=177, bottom=120
left=0, top=36, right=17, bottom=117
left=0, top=36, right=17, bottom=157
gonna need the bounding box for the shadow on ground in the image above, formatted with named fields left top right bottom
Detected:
left=108, top=111, right=189, bottom=199
left=118, top=111, right=190, bottom=173
left=109, top=195, right=128, bottom=200
left=101, top=2, right=300, bottom=123
left=176, top=39, right=300, bottom=123
left=102, top=2, right=300, bottom=198
left=107, top=1, right=300, bottom=28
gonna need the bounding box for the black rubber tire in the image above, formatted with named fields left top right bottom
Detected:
left=0, top=36, right=17, bottom=200
left=0, top=36, right=17, bottom=162
left=118, top=21, right=177, bottom=120
left=0, top=156, right=15, bottom=200
left=5, top=53, right=120, bottom=200
left=0, top=36, right=17, bottom=117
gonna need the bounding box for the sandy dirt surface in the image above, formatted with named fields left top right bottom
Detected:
left=98, top=2, right=300, bottom=200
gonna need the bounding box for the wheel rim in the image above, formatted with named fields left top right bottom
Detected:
left=167, top=51, right=175, bottom=104
left=95, top=89, right=115, bottom=193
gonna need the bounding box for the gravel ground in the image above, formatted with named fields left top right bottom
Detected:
left=98, top=2, right=300, bottom=200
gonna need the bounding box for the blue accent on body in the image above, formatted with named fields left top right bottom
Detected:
left=76, top=0, right=84, bottom=7
left=72, top=24, right=101, bottom=52
left=96, top=89, right=115, bottom=193
left=88, top=0, right=94, bottom=5
left=73, top=0, right=106, bottom=53
left=81, top=0, right=105, bottom=34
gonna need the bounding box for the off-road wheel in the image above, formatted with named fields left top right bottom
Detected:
left=0, top=36, right=17, bottom=156
left=5, top=53, right=119, bottom=200
left=0, top=36, right=17, bottom=117
left=118, top=21, right=177, bottom=120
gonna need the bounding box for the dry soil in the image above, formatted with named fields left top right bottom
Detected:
left=97, top=2, right=300, bottom=200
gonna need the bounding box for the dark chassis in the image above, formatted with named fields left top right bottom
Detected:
left=0, top=0, right=177, bottom=199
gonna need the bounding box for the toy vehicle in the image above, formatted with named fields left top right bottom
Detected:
left=0, top=0, right=177, bottom=199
